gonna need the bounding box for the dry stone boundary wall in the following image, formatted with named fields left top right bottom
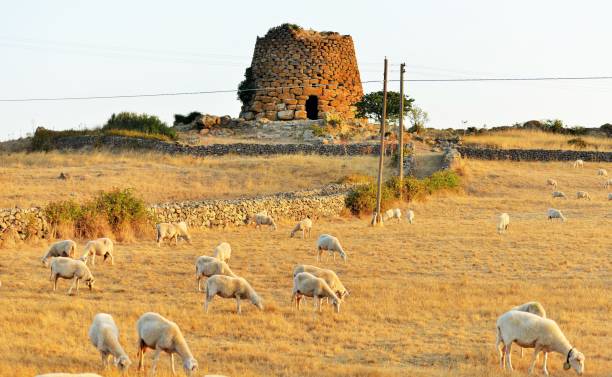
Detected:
left=0, top=184, right=353, bottom=246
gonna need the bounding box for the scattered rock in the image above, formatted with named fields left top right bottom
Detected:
left=58, top=172, right=70, bottom=180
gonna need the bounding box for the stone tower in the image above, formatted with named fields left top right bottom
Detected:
left=239, top=24, right=363, bottom=121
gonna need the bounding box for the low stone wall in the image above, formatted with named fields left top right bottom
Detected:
left=457, top=147, right=612, bottom=162
left=49, top=135, right=391, bottom=156
left=0, top=185, right=352, bottom=246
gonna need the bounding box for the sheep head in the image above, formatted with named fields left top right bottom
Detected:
left=564, top=349, right=585, bottom=375
left=251, top=294, right=264, bottom=310
left=183, top=357, right=198, bottom=376
left=114, top=355, right=132, bottom=372
left=86, top=277, right=95, bottom=291
left=332, top=298, right=341, bottom=313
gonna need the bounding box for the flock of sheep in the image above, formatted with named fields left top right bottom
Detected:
left=3, top=159, right=608, bottom=376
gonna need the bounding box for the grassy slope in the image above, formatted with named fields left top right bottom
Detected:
left=0, top=159, right=610, bottom=376
left=463, top=129, right=612, bottom=151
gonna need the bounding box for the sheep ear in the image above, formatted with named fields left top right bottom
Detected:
left=563, top=362, right=571, bottom=370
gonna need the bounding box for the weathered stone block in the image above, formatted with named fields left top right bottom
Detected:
left=277, top=110, right=295, bottom=120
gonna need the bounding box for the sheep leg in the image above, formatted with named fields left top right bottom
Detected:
left=542, top=352, right=549, bottom=376
left=528, top=347, right=541, bottom=375
left=504, top=344, right=513, bottom=371
left=137, top=341, right=146, bottom=371
left=53, top=274, right=59, bottom=291
left=68, top=277, right=78, bottom=295
left=196, top=275, right=201, bottom=292
left=170, top=353, right=176, bottom=376
left=318, top=298, right=324, bottom=313
left=151, top=348, right=161, bottom=376
left=91, top=254, right=96, bottom=266
left=236, top=296, right=242, bottom=314
left=205, top=294, right=213, bottom=313
left=100, top=351, right=109, bottom=369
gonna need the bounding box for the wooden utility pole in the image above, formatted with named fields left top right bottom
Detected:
left=372, top=57, right=388, bottom=226
left=398, top=63, right=405, bottom=184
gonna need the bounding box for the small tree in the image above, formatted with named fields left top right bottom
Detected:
left=237, top=67, right=257, bottom=106
left=544, top=119, right=565, bottom=134
left=103, top=112, right=176, bottom=139
left=407, top=106, right=429, bottom=133
left=354, top=91, right=414, bottom=124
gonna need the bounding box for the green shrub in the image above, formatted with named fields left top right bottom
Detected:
left=237, top=67, right=257, bottom=106
left=311, top=124, right=327, bottom=137
left=567, top=137, right=587, bottom=149
left=423, top=170, right=460, bottom=193
left=43, top=188, right=149, bottom=239
left=345, top=182, right=394, bottom=215
left=402, top=177, right=425, bottom=202
left=174, top=111, right=202, bottom=125
left=103, top=112, right=176, bottom=140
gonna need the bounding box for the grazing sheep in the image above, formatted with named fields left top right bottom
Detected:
left=573, top=159, right=584, bottom=168
left=290, top=217, right=313, bottom=238
left=547, top=208, right=566, bottom=222
left=136, top=312, right=198, bottom=377
left=49, top=257, right=95, bottom=295
left=204, top=275, right=263, bottom=314
left=36, top=373, right=102, bottom=377
left=212, top=242, right=231, bottom=263
left=597, top=168, right=608, bottom=176
left=576, top=191, right=591, bottom=200
left=80, top=238, right=114, bottom=266
left=292, top=264, right=349, bottom=299
left=41, top=240, right=77, bottom=266
left=316, top=234, right=347, bottom=263
left=382, top=208, right=401, bottom=223
left=546, top=179, right=558, bottom=189
left=496, top=310, right=585, bottom=375
left=604, top=179, right=612, bottom=188
left=195, top=256, right=237, bottom=292
left=156, top=222, right=192, bottom=247
left=497, top=213, right=510, bottom=234
left=292, top=272, right=341, bottom=313
left=551, top=191, right=567, bottom=199
left=88, top=313, right=131, bottom=372
left=511, top=302, right=547, bottom=357
left=249, top=213, right=277, bottom=230
left=406, top=209, right=415, bottom=224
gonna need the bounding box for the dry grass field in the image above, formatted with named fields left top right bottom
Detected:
left=0, top=152, right=381, bottom=208
left=0, top=158, right=610, bottom=376
left=463, top=129, right=612, bottom=151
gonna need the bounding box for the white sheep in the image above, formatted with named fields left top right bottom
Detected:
left=511, top=302, right=547, bottom=357
left=156, top=221, right=192, bottom=247
left=290, top=217, right=313, bottom=238
left=547, top=208, right=566, bottom=222
left=406, top=209, right=415, bottom=224
left=136, top=312, right=198, bottom=377
left=49, top=257, right=95, bottom=295
left=291, top=272, right=341, bottom=313
left=249, top=213, right=277, bottom=230
left=292, top=264, right=349, bottom=299
left=496, top=310, right=585, bottom=375
left=382, top=208, right=401, bottom=223
left=604, top=179, right=612, bottom=188
left=212, top=242, right=232, bottom=263
left=573, top=159, right=584, bottom=168
left=204, top=275, right=263, bottom=314
left=88, top=313, right=131, bottom=372
left=36, top=373, right=102, bottom=377
left=551, top=191, right=567, bottom=199
left=576, top=191, right=591, bottom=200
left=80, top=237, right=114, bottom=266
left=316, top=234, right=347, bottom=263
left=41, top=239, right=77, bottom=266
left=195, top=256, right=237, bottom=292
left=546, top=179, right=558, bottom=189
left=497, top=213, right=510, bottom=234
left=597, top=168, right=608, bottom=176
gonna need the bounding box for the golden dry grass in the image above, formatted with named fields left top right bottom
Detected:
left=463, top=129, right=612, bottom=151
left=0, top=159, right=610, bottom=376
left=0, top=152, right=381, bottom=208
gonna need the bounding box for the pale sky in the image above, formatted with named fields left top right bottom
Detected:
left=1, top=0, right=611, bottom=140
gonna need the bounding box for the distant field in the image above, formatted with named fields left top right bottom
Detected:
left=463, top=129, right=612, bottom=151
left=0, top=150, right=444, bottom=208
left=0, top=159, right=610, bottom=376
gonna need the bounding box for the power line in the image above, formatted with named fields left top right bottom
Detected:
left=1, top=76, right=612, bottom=102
